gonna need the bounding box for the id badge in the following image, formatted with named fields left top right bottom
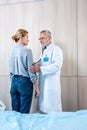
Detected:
left=43, top=56, right=49, bottom=62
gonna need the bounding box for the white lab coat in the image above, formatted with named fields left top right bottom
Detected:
left=37, top=43, right=63, bottom=113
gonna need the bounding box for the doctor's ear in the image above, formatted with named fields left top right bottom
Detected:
left=47, top=36, right=51, bottom=43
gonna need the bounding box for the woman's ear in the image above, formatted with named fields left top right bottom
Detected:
left=20, top=36, right=23, bottom=41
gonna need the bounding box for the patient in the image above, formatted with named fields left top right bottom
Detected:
left=9, top=29, right=40, bottom=113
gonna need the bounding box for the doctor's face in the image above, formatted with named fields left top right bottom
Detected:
left=39, top=32, right=51, bottom=46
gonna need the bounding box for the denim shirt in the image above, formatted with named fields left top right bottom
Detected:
left=9, top=44, right=36, bottom=83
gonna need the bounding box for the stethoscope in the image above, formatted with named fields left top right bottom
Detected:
left=32, top=46, right=47, bottom=65
left=32, top=59, right=41, bottom=65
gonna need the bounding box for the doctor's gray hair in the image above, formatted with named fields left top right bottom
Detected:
left=40, top=30, right=52, bottom=37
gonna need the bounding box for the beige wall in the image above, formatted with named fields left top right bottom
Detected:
left=78, top=0, right=87, bottom=110
left=0, top=0, right=87, bottom=112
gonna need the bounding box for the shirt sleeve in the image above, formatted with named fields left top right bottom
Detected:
left=40, top=46, right=63, bottom=76
left=26, top=49, right=37, bottom=83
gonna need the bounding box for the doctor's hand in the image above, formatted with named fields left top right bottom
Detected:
left=30, top=64, right=40, bottom=73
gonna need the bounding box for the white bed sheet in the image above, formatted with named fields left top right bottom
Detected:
left=0, top=110, right=87, bottom=130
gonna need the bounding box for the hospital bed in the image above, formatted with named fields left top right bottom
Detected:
left=0, top=110, right=87, bottom=130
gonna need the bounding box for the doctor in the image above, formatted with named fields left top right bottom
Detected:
left=30, top=30, right=63, bottom=113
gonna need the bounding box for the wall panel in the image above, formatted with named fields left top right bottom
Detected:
left=0, top=1, right=44, bottom=75
left=61, top=77, right=78, bottom=111
left=0, top=76, right=11, bottom=110
left=0, top=0, right=44, bottom=112
left=44, top=0, right=77, bottom=76
left=78, top=0, right=87, bottom=110
left=78, top=0, right=87, bottom=76
left=78, top=77, right=87, bottom=109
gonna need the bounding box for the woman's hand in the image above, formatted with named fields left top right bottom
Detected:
left=35, top=87, right=40, bottom=98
